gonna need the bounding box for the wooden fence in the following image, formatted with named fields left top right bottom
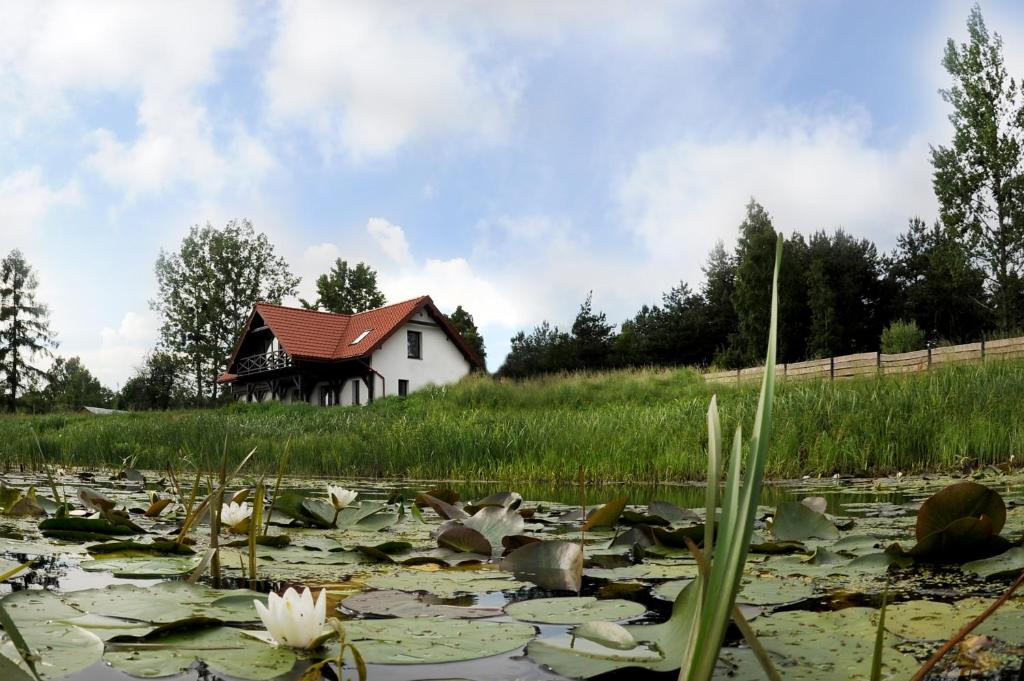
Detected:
left=704, top=336, right=1024, bottom=385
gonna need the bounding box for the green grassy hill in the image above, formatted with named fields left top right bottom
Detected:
left=2, top=361, right=1023, bottom=481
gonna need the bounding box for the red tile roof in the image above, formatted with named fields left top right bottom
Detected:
left=222, top=296, right=483, bottom=378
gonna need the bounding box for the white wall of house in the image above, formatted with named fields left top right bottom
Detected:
left=370, top=313, right=471, bottom=398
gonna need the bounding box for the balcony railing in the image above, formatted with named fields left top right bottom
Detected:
left=237, top=349, right=292, bottom=376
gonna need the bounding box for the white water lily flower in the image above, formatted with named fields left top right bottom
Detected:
left=221, top=501, right=252, bottom=530
left=327, top=485, right=358, bottom=510
left=254, top=587, right=327, bottom=649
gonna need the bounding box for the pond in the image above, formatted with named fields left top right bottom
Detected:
left=1, top=468, right=1023, bottom=680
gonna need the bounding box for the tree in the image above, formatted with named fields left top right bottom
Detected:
left=0, top=250, right=56, bottom=412
left=447, top=305, right=486, bottom=368
left=152, top=220, right=300, bottom=402
left=44, top=356, right=113, bottom=410
left=804, top=229, right=885, bottom=357
left=570, top=292, right=615, bottom=371
left=300, top=259, right=386, bottom=314
left=701, top=242, right=739, bottom=358
left=119, top=352, right=185, bottom=411
left=885, top=217, right=989, bottom=342
left=932, top=4, right=1024, bottom=332
left=498, top=321, right=572, bottom=378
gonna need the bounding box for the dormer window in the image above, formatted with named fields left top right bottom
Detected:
left=350, top=329, right=372, bottom=345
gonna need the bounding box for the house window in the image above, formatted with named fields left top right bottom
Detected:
left=352, top=380, right=361, bottom=405
left=398, top=379, right=409, bottom=397
left=319, top=386, right=336, bottom=406
left=350, top=329, right=372, bottom=345
left=407, top=330, right=422, bottom=359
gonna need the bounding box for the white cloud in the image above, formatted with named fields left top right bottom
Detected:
left=618, top=106, right=937, bottom=286
left=0, top=1, right=268, bottom=198
left=86, top=311, right=160, bottom=388
left=0, top=168, right=79, bottom=243
left=265, top=0, right=521, bottom=159
left=263, top=1, right=725, bottom=159
left=367, top=217, right=413, bottom=265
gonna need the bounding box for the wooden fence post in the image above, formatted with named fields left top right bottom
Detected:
left=829, top=356, right=835, bottom=380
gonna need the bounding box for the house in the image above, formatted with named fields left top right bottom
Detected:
left=216, top=296, right=484, bottom=405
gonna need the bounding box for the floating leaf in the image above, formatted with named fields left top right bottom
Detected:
left=104, top=625, right=296, bottom=679
left=438, top=526, right=492, bottom=554
left=500, top=540, right=584, bottom=591
left=962, top=547, right=1024, bottom=580
left=773, top=501, right=839, bottom=541
left=505, top=597, right=645, bottom=624
left=0, top=590, right=104, bottom=680
left=906, top=481, right=1008, bottom=562
left=336, top=618, right=535, bottom=664
left=582, top=496, right=628, bottom=530
left=340, top=590, right=501, bottom=619
left=571, top=621, right=638, bottom=650
left=415, top=493, right=468, bottom=521
left=463, top=506, right=525, bottom=547
left=81, top=556, right=199, bottom=578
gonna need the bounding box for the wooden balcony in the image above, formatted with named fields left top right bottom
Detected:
left=237, top=349, right=292, bottom=376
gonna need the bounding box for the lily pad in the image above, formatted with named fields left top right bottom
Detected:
left=773, top=501, right=839, bottom=541
left=364, top=568, right=528, bottom=598
left=338, top=618, right=536, bottom=664
left=963, top=547, right=1024, bottom=579
left=81, top=556, right=199, bottom=577
left=463, top=506, right=525, bottom=547
left=0, top=590, right=104, bottom=680
left=571, top=621, right=638, bottom=650
left=505, top=597, right=646, bottom=624
left=340, top=590, right=502, bottom=619
left=104, top=625, right=296, bottom=679
left=500, top=539, right=584, bottom=591
left=437, top=526, right=492, bottom=554
left=582, top=496, right=628, bottom=530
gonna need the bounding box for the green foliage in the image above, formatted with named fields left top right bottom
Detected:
left=885, top=218, right=988, bottom=343
left=805, top=229, right=885, bottom=358
left=119, top=352, right=187, bottom=411
left=932, top=4, right=1024, bottom=332
left=447, top=305, right=486, bottom=367
left=42, top=356, right=113, bottom=411
left=300, top=259, right=386, bottom=314
left=5, top=359, right=1024, bottom=481
left=151, top=219, right=299, bottom=402
left=0, top=249, right=56, bottom=413
left=880, top=320, right=926, bottom=354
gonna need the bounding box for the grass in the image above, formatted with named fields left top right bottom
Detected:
left=2, top=360, right=1024, bottom=482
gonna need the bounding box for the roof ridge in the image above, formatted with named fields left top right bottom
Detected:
left=348, top=295, right=430, bottom=317
left=256, top=296, right=430, bottom=320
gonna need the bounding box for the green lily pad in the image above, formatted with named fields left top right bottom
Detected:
left=0, top=590, right=104, bottom=680
left=505, top=597, right=646, bottom=624
left=499, top=539, right=583, bottom=591
left=337, top=618, right=536, bottom=664
left=962, top=547, right=1024, bottom=579
left=571, top=621, right=638, bottom=650
left=364, top=568, right=527, bottom=598
left=463, top=506, right=525, bottom=547
left=582, top=496, right=628, bottom=530
left=753, top=607, right=918, bottom=680
left=340, top=590, right=502, bottom=618
left=104, top=625, right=296, bottom=679
left=81, top=556, right=199, bottom=577
left=773, top=501, right=839, bottom=541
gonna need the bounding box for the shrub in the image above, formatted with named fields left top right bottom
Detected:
left=881, top=320, right=926, bottom=354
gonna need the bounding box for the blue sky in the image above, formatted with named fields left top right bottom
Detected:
left=3, top=1, right=1024, bottom=387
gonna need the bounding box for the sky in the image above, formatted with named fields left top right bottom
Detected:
left=4, top=0, right=1024, bottom=388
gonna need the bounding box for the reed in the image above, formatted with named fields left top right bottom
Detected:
left=3, top=359, right=1024, bottom=481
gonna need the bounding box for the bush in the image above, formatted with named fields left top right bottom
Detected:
left=881, top=320, right=926, bottom=354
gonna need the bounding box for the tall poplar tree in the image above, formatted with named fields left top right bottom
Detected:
left=932, top=4, right=1024, bottom=332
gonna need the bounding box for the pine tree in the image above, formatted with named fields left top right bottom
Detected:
left=0, top=250, right=57, bottom=412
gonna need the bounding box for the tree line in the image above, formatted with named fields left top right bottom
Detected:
left=497, top=5, right=1024, bottom=378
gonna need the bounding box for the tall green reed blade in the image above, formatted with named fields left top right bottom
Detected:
left=681, top=233, right=782, bottom=681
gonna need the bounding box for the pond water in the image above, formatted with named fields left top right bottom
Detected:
left=1, top=468, right=1023, bottom=680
